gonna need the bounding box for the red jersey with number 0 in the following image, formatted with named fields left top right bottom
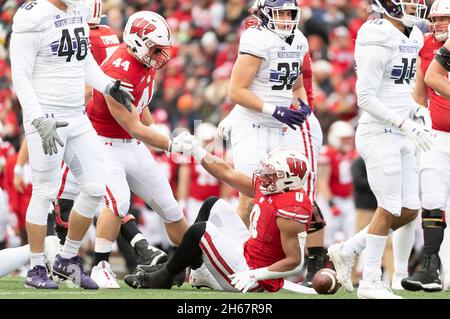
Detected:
left=318, top=146, right=357, bottom=198
left=87, top=43, right=156, bottom=138
left=243, top=184, right=312, bottom=292
left=419, top=34, right=450, bottom=133
left=89, top=25, right=120, bottom=65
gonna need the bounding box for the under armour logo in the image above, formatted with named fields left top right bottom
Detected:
left=277, top=111, right=285, bottom=116
left=384, top=128, right=392, bottom=133
left=252, top=124, right=261, bottom=129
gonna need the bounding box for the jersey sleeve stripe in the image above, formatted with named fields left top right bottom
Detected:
left=277, top=210, right=310, bottom=223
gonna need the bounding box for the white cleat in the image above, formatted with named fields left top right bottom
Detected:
left=357, top=280, right=403, bottom=299
left=391, top=272, right=408, bottom=290
left=189, top=264, right=223, bottom=290
left=328, top=243, right=355, bottom=292
left=44, top=235, right=62, bottom=283
left=91, top=261, right=120, bottom=289
left=444, top=277, right=450, bottom=291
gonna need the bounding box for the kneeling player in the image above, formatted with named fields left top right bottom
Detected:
left=125, top=138, right=314, bottom=293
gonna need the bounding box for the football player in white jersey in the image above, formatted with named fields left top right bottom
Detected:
left=327, top=0, right=434, bottom=299
left=10, top=0, right=134, bottom=289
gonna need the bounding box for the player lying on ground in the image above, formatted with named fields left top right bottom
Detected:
left=124, top=135, right=317, bottom=294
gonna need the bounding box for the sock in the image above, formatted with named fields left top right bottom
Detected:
left=0, top=245, right=30, bottom=277
left=46, top=213, right=56, bottom=236
left=308, top=246, right=325, bottom=256
left=194, top=197, right=220, bottom=223
left=94, top=238, right=113, bottom=265
left=166, top=222, right=206, bottom=275
left=60, top=237, right=81, bottom=259
left=341, top=226, right=369, bottom=257
left=423, top=227, right=445, bottom=256
left=393, top=221, right=415, bottom=275
left=363, top=233, right=388, bottom=282
left=120, top=216, right=141, bottom=244
left=30, top=251, right=45, bottom=268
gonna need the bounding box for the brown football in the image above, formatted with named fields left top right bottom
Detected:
left=312, top=268, right=340, bottom=294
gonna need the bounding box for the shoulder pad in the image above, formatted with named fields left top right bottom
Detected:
left=240, top=27, right=268, bottom=46
left=12, top=1, right=48, bottom=33
left=239, top=27, right=270, bottom=59
left=356, top=19, right=394, bottom=48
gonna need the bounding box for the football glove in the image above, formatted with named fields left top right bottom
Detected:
left=263, top=99, right=311, bottom=130
left=105, top=80, right=135, bottom=113
left=229, top=270, right=259, bottom=293
left=31, top=116, right=68, bottom=155
left=217, top=115, right=233, bottom=141
left=399, top=119, right=434, bottom=152
left=411, top=104, right=432, bottom=130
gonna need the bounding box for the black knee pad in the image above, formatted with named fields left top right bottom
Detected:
left=307, top=201, right=326, bottom=234
left=53, top=198, right=74, bottom=245
left=422, top=209, right=447, bottom=229
left=194, top=196, right=221, bottom=223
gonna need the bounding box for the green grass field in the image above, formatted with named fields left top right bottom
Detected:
left=0, top=276, right=450, bottom=299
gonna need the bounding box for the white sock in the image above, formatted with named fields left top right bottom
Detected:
left=341, top=226, right=369, bottom=257
left=60, top=238, right=81, bottom=259
left=363, top=233, right=388, bottom=282
left=95, top=238, right=113, bottom=253
left=29, top=251, right=45, bottom=269
left=0, top=245, right=30, bottom=277
left=393, top=221, right=415, bottom=275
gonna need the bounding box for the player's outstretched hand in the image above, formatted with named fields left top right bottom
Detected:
left=106, top=80, right=135, bottom=113
left=169, top=131, right=207, bottom=162
left=399, top=119, right=435, bottom=152
left=229, top=271, right=259, bottom=293
left=31, top=116, right=68, bottom=155
left=217, top=115, right=233, bottom=141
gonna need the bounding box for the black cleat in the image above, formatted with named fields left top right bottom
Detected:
left=401, top=254, right=442, bottom=292
left=301, top=252, right=326, bottom=287
left=135, top=242, right=168, bottom=267
left=124, top=265, right=174, bottom=289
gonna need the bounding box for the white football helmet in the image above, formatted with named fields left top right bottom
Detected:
left=254, top=147, right=310, bottom=195
left=123, top=11, right=172, bottom=70
left=429, top=0, right=450, bottom=41
left=327, top=121, right=355, bottom=152
left=83, top=0, right=103, bottom=25
left=371, top=0, right=428, bottom=28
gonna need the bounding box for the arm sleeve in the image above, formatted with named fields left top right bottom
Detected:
left=302, top=52, right=314, bottom=106
left=84, top=52, right=113, bottom=94
left=10, top=31, right=43, bottom=121
left=355, top=44, right=404, bottom=127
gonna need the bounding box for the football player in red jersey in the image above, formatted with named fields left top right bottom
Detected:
left=401, top=0, right=450, bottom=292
left=317, top=121, right=356, bottom=246
left=124, top=142, right=316, bottom=294
left=425, top=26, right=450, bottom=98
left=86, top=11, right=190, bottom=286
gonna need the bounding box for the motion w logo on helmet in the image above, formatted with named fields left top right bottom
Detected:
left=286, top=157, right=307, bottom=179
left=130, top=18, right=156, bottom=38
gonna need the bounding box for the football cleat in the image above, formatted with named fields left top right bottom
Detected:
left=52, top=254, right=98, bottom=289
left=301, top=252, right=326, bottom=288
left=135, top=263, right=185, bottom=287
left=124, top=265, right=173, bottom=289
left=357, top=280, right=402, bottom=299
left=25, top=265, right=58, bottom=289
left=135, top=244, right=168, bottom=267
left=91, top=261, right=120, bottom=289
left=327, top=243, right=355, bottom=292
left=189, top=264, right=222, bottom=290
left=401, top=254, right=442, bottom=292
left=391, top=272, right=408, bottom=290
left=44, top=235, right=62, bottom=282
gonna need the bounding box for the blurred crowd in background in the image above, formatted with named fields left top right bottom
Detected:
left=0, top=0, right=435, bottom=280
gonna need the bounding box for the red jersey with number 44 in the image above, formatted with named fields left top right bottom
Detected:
left=243, top=184, right=312, bottom=292
left=89, top=25, right=120, bottom=65
left=87, top=43, right=156, bottom=138
left=419, top=33, right=450, bottom=133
